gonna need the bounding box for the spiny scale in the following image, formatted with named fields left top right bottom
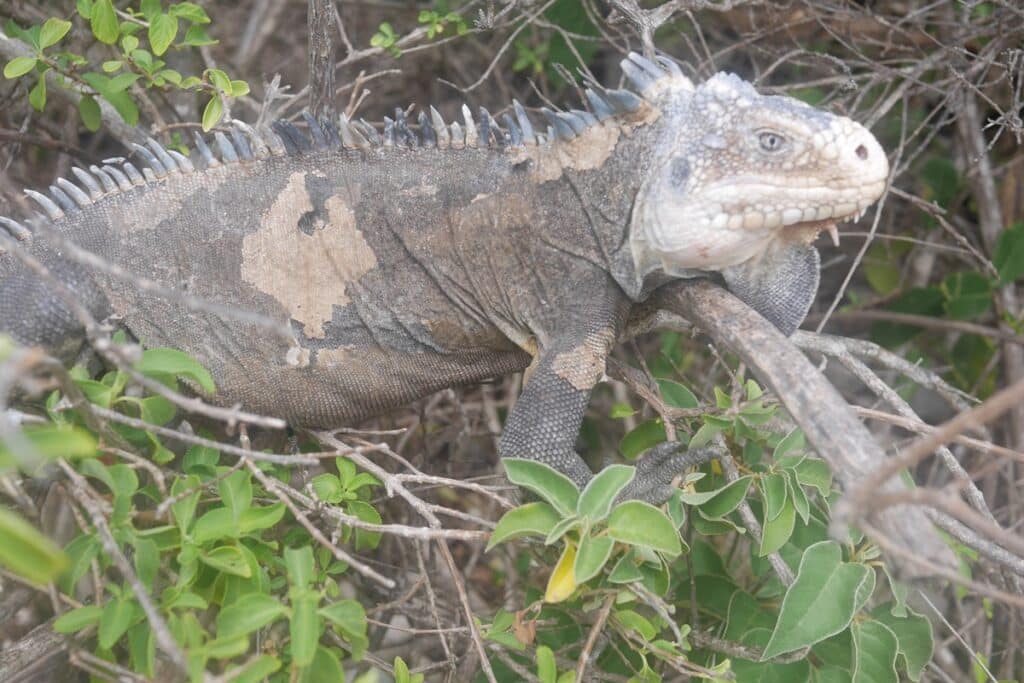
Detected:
left=10, top=51, right=683, bottom=224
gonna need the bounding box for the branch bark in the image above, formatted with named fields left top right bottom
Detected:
left=641, top=280, right=956, bottom=576
left=307, top=0, right=336, bottom=120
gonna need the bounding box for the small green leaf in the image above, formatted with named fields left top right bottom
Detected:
left=170, top=2, right=211, bottom=24
left=99, top=596, right=137, bottom=649
left=759, top=496, right=795, bottom=556
left=773, top=428, right=805, bottom=459
left=91, top=0, right=120, bottom=43
left=614, top=609, right=658, bottom=640
left=229, top=79, right=249, bottom=97
left=576, top=464, right=634, bottom=522
left=148, top=13, right=178, bottom=56
left=941, top=271, right=992, bottom=320
left=994, top=223, right=1024, bottom=284
left=199, top=545, right=252, bottom=577
left=311, top=474, right=344, bottom=504
left=53, top=605, right=103, bottom=633
left=851, top=620, right=899, bottom=683
left=0, top=508, right=67, bottom=583
left=78, top=94, right=102, bottom=131
left=762, top=541, right=873, bottom=658
left=219, top=470, right=252, bottom=522
left=217, top=594, right=286, bottom=637
left=618, top=419, right=666, bottom=459
left=657, top=379, right=699, bottom=409
left=607, top=551, right=644, bottom=584
left=694, top=476, right=752, bottom=518
left=135, top=347, right=215, bottom=393
left=289, top=591, right=321, bottom=666
left=503, top=459, right=579, bottom=516
left=573, top=534, right=614, bottom=583
left=762, top=473, right=788, bottom=521
left=28, top=75, right=46, bottom=111
left=170, top=475, right=201, bottom=531
left=793, top=457, right=832, bottom=497
left=201, top=94, right=223, bottom=131
left=607, top=501, right=682, bottom=557
left=537, top=644, right=557, bottom=683
left=39, top=18, right=72, bottom=49
left=3, top=56, right=37, bottom=79
left=544, top=515, right=580, bottom=545
left=0, top=424, right=97, bottom=463
left=319, top=599, right=366, bottom=644
left=487, top=502, right=561, bottom=550
left=285, top=545, right=315, bottom=588
left=227, top=656, right=281, bottom=683
left=871, top=604, right=933, bottom=681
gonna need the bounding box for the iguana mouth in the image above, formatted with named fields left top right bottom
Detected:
left=780, top=203, right=873, bottom=246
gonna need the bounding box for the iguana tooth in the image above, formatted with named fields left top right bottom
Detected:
left=461, top=104, right=478, bottom=148
left=418, top=111, right=436, bottom=147
left=55, top=177, right=92, bottom=208
left=130, top=143, right=167, bottom=177
left=301, top=112, right=328, bottom=150
left=570, top=108, right=598, bottom=127
left=512, top=100, right=535, bottom=144
left=88, top=165, right=119, bottom=193
left=603, top=88, right=643, bottom=113
left=585, top=89, right=614, bottom=121
left=826, top=224, right=840, bottom=246
left=167, top=149, right=195, bottom=173
left=502, top=113, right=522, bottom=146
left=355, top=119, right=381, bottom=146
left=24, top=190, right=62, bottom=220
left=0, top=217, right=30, bottom=240
left=449, top=121, right=464, bottom=148
left=382, top=117, right=396, bottom=147
left=71, top=167, right=103, bottom=199
left=120, top=162, right=145, bottom=186
left=192, top=132, right=220, bottom=168
left=429, top=106, right=449, bottom=149
left=47, top=184, right=77, bottom=213
left=215, top=132, right=240, bottom=163
left=100, top=164, right=133, bottom=191
left=229, top=128, right=254, bottom=161
left=541, top=108, right=576, bottom=140
left=146, top=138, right=178, bottom=174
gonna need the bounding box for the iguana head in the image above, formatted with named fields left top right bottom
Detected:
left=623, top=53, right=889, bottom=333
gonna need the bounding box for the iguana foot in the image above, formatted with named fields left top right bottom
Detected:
left=618, top=442, right=723, bottom=505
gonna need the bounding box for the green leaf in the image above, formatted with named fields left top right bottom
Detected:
left=759, top=495, right=795, bottom=556
left=607, top=550, right=644, bottom=584
left=0, top=508, right=67, bottom=583
left=182, top=24, right=216, bottom=46
left=170, top=475, right=201, bottom=532
left=134, top=538, right=159, bottom=585
left=311, top=474, right=344, bottom=504
left=230, top=79, right=250, bottom=97
left=219, top=470, right=252, bottom=522
left=607, top=501, right=682, bottom=557
left=206, top=67, right=231, bottom=92
left=285, top=545, right=315, bottom=588
left=128, top=623, right=155, bottom=677
left=785, top=469, right=810, bottom=524
left=618, top=419, right=666, bottom=459
left=762, top=473, right=788, bottom=521
left=3, top=56, right=37, bottom=79
left=694, top=476, right=752, bottom=518
left=217, top=594, right=286, bottom=637
left=573, top=534, right=614, bottom=583
left=90, top=0, right=120, bottom=43
left=199, top=545, right=252, bottom=577
left=0, top=424, right=97, bottom=463
left=53, top=605, right=103, bottom=633
left=537, top=644, right=557, bottom=683
left=170, top=2, right=211, bottom=24
left=202, top=94, right=223, bottom=131
left=994, top=223, right=1024, bottom=284
left=135, top=347, right=215, bottom=393
left=773, top=428, right=805, bottom=459
left=148, top=13, right=178, bottom=56
left=544, top=515, right=580, bottom=545
left=487, top=502, right=561, bottom=550
left=78, top=94, right=102, bottom=131
left=319, top=599, right=366, bottom=644
left=503, top=459, right=579, bottom=516
left=99, top=596, right=137, bottom=649
left=28, top=75, right=46, bottom=111
left=657, top=379, right=699, bottom=408
left=762, top=541, right=873, bottom=658
left=941, top=271, right=992, bottom=320
left=793, top=458, right=832, bottom=497
left=852, top=620, right=899, bottom=683
left=238, top=503, right=285, bottom=533
left=576, top=464, right=634, bottom=522
left=227, top=656, right=281, bottom=683
left=39, top=18, right=72, bottom=49
left=289, top=591, right=321, bottom=666
left=614, top=609, right=658, bottom=640
left=871, top=604, right=933, bottom=681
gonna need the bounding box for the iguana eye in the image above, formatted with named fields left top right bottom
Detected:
left=758, top=131, right=785, bottom=152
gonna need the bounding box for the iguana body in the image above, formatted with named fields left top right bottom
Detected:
left=0, top=54, right=888, bottom=501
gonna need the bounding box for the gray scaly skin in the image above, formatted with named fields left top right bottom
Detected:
left=0, top=53, right=888, bottom=503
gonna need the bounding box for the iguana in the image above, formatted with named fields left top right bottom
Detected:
left=0, top=53, right=888, bottom=503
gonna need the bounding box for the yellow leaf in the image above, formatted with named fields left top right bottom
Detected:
left=544, top=542, right=578, bottom=603
left=710, top=459, right=723, bottom=476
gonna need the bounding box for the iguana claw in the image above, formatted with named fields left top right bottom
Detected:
left=619, top=442, right=724, bottom=505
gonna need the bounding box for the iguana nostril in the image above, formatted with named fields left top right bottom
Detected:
left=855, top=144, right=868, bottom=160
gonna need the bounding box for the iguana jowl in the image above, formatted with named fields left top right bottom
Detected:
left=0, top=53, right=888, bottom=502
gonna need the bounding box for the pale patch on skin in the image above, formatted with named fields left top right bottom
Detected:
left=285, top=344, right=311, bottom=368
left=242, top=172, right=378, bottom=339
left=550, top=329, right=614, bottom=391
left=402, top=183, right=438, bottom=198
left=512, top=125, right=623, bottom=182
left=316, top=346, right=357, bottom=367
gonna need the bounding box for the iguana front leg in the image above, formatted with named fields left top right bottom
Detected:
left=497, top=295, right=718, bottom=504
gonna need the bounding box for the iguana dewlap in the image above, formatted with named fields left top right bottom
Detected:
left=0, top=53, right=888, bottom=502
